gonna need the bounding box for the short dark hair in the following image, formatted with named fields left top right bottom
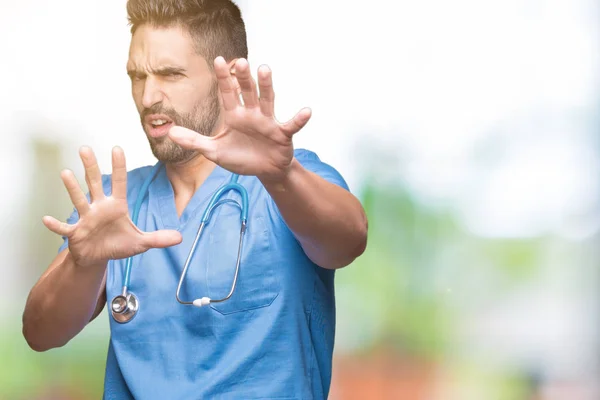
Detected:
left=126, top=0, right=248, bottom=66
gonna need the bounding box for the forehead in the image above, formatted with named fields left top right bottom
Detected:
left=127, top=24, right=208, bottom=70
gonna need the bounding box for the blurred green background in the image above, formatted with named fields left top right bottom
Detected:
left=1, top=0, right=599, bottom=399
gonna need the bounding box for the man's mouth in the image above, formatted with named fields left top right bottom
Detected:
left=151, top=119, right=169, bottom=127
left=145, top=115, right=174, bottom=138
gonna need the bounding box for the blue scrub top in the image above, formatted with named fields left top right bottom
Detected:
left=59, top=149, right=350, bottom=399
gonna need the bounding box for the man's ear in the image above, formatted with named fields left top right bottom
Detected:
left=228, top=58, right=239, bottom=76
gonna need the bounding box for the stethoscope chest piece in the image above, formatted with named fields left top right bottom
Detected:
left=111, top=292, right=139, bottom=324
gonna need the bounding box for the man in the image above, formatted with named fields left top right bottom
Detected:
left=22, top=0, right=368, bottom=398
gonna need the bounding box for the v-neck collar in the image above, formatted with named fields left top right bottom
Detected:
left=149, top=164, right=231, bottom=230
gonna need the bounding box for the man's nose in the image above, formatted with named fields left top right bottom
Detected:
left=142, top=77, right=164, bottom=109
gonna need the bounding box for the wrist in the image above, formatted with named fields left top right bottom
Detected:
left=66, top=250, right=108, bottom=271
left=259, top=158, right=302, bottom=192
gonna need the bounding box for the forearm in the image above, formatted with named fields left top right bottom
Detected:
left=22, top=249, right=107, bottom=352
left=262, top=158, right=368, bottom=269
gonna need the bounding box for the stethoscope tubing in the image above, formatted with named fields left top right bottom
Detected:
left=112, top=162, right=248, bottom=323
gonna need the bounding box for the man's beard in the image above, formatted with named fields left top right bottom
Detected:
left=142, top=83, right=220, bottom=164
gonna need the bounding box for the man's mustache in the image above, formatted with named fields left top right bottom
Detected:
left=140, top=106, right=179, bottom=123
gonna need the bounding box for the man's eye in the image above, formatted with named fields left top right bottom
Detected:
left=129, top=74, right=145, bottom=82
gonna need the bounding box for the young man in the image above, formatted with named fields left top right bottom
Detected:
left=22, top=1, right=367, bottom=398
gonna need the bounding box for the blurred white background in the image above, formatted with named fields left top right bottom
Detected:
left=0, top=1, right=598, bottom=399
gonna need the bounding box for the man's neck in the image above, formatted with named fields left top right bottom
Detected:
left=165, top=153, right=217, bottom=216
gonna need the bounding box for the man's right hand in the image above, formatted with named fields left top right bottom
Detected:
left=42, top=146, right=182, bottom=268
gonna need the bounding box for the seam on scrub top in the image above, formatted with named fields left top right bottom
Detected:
left=143, top=165, right=173, bottom=230
left=304, top=271, right=318, bottom=398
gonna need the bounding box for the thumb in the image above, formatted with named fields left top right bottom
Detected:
left=281, top=107, right=312, bottom=137
left=168, top=126, right=217, bottom=158
left=141, top=229, right=183, bottom=249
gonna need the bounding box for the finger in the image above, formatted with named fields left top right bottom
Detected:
left=111, top=146, right=127, bottom=200
left=168, top=126, right=218, bottom=160
left=214, top=56, right=240, bottom=111
left=258, top=65, right=275, bottom=117
left=79, top=146, right=104, bottom=202
left=281, top=107, right=312, bottom=137
left=235, top=58, right=259, bottom=108
left=61, top=169, right=90, bottom=216
left=141, top=230, right=183, bottom=249
left=230, top=75, right=243, bottom=105
left=42, top=216, right=76, bottom=237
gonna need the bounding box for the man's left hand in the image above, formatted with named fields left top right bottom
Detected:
left=168, top=56, right=311, bottom=184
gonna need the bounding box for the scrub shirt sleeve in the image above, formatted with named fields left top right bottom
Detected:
left=265, top=148, right=351, bottom=232
left=291, top=149, right=350, bottom=191
left=57, top=174, right=113, bottom=253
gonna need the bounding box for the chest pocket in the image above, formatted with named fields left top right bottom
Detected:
left=206, top=214, right=279, bottom=315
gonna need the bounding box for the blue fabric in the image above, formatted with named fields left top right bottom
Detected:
left=59, top=149, right=349, bottom=399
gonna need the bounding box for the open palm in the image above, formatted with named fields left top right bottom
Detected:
left=168, top=57, right=311, bottom=183
left=43, top=147, right=182, bottom=268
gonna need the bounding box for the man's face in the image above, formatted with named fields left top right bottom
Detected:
left=127, top=25, right=220, bottom=164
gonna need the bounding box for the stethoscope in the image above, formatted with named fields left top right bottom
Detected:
left=110, top=162, right=249, bottom=323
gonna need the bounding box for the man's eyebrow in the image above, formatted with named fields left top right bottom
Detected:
left=152, top=67, right=185, bottom=75
left=126, top=66, right=186, bottom=76
left=150, top=66, right=187, bottom=75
